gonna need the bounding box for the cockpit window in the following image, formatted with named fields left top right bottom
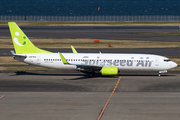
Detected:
left=164, top=59, right=171, bottom=62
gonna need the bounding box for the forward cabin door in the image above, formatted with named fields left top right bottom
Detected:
left=37, top=56, right=41, bottom=65
left=155, top=58, right=159, bottom=66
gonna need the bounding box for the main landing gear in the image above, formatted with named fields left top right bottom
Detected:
left=88, top=72, right=95, bottom=77
left=88, top=69, right=95, bottom=77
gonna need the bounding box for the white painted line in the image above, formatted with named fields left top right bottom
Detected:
left=0, top=95, right=5, bottom=100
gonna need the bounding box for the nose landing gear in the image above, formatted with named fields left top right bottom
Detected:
left=88, top=69, right=95, bottom=77
left=158, top=73, right=161, bottom=77
left=158, top=70, right=167, bottom=77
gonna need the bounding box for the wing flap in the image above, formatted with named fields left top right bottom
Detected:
left=74, top=64, right=102, bottom=70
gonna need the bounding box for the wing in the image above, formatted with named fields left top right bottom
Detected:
left=59, top=53, right=102, bottom=71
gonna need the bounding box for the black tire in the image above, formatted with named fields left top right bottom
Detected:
left=158, top=74, right=161, bottom=77
left=88, top=72, right=94, bottom=77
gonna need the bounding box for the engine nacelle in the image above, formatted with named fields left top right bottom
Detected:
left=101, top=67, right=118, bottom=76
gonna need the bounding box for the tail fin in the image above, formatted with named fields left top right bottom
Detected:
left=8, top=22, right=51, bottom=54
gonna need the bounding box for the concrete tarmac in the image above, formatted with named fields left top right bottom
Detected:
left=0, top=72, right=180, bottom=92
left=0, top=72, right=180, bottom=120
left=1, top=26, right=180, bottom=41
left=1, top=92, right=180, bottom=120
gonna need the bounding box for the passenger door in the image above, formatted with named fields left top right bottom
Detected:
left=155, top=58, right=159, bottom=66
left=36, top=56, right=41, bottom=65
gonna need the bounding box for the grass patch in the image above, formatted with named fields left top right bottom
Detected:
left=1, top=38, right=180, bottom=49
left=0, top=66, right=54, bottom=71
left=134, top=32, right=180, bottom=36
left=0, top=57, right=26, bottom=65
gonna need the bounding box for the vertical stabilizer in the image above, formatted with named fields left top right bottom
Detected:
left=8, top=22, right=51, bottom=54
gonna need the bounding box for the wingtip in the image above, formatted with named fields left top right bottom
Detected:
left=71, top=45, right=78, bottom=53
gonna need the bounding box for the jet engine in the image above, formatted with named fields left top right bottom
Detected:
left=101, top=67, right=118, bottom=76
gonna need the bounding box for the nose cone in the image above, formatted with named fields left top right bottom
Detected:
left=171, top=62, right=178, bottom=68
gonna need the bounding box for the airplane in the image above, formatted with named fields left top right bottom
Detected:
left=8, top=22, right=178, bottom=77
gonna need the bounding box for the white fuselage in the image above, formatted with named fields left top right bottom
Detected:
left=14, top=53, right=177, bottom=71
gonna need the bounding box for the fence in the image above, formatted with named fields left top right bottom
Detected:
left=1, top=15, right=180, bottom=21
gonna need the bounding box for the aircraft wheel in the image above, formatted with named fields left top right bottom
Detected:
left=158, top=73, right=161, bottom=77
left=88, top=72, right=94, bottom=77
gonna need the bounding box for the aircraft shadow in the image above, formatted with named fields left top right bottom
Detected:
left=11, top=72, right=118, bottom=80
left=11, top=71, right=83, bottom=76
left=10, top=71, right=176, bottom=80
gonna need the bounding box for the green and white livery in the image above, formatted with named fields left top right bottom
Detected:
left=9, top=22, right=51, bottom=54
left=9, top=22, right=177, bottom=77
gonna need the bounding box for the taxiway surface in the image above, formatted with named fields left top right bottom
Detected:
left=1, top=26, right=180, bottom=41
left=0, top=72, right=180, bottom=92
left=0, top=72, right=180, bottom=120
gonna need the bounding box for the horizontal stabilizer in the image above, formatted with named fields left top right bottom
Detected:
left=10, top=50, right=27, bottom=57
left=10, top=50, right=16, bottom=55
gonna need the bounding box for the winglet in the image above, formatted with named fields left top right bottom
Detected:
left=71, top=46, right=78, bottom=53
left=59, top=53, right=69, bottom=64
